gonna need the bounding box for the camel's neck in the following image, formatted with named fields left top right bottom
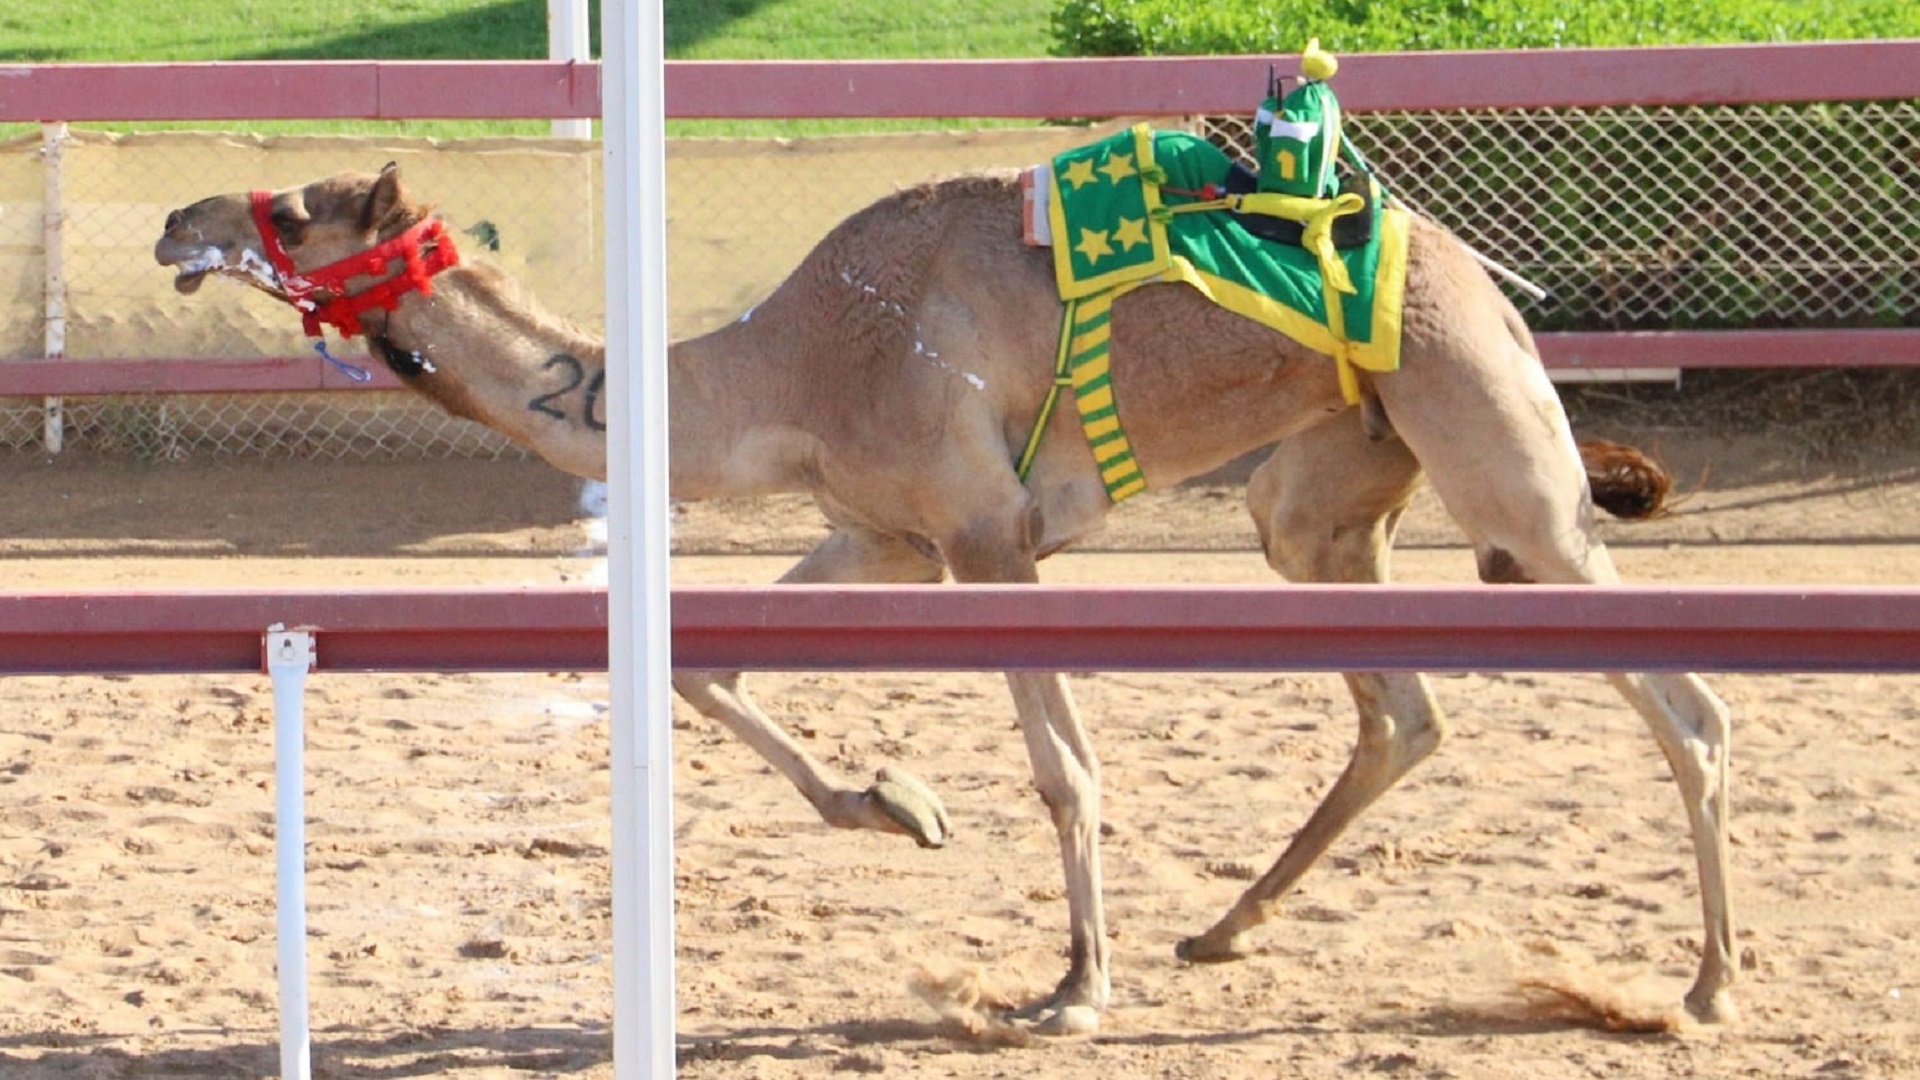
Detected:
left=374, top=265, right=821, bottom=498
left=375, top=264, right=609, bottom=481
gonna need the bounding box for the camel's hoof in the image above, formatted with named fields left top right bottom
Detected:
left=1027, top=1004, right=1099, bottom=1037
left=1175, top=932, right=1245, bottom=965
left=870, top=767, right=950, bottom=849
left=1684, top=987, right=1739, bottom=1026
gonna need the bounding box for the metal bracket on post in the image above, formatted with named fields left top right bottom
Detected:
left=264, top=624, right=317, bottom=1080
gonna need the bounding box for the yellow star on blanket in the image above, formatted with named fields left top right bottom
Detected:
left=1113, top=216, right=1149, bottom=251
left=1074, top=227, right=1115, bottom=264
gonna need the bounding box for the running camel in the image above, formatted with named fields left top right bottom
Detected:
left=155, top=163, right=1734, bottom=1034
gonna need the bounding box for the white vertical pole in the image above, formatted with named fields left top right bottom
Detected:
left=549, top=0, right=593, bottom=139
left=601, top=0, right=677, bottom=1077
left=40, top=122, right=68, bottom=455
left=265, top=626, right=317, bottom=1080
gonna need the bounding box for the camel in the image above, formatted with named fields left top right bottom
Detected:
left=154, top=162, right=1734, bottom=1035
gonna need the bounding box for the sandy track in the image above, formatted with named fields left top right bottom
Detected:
left=1, top=452, right=1918, bottom=1078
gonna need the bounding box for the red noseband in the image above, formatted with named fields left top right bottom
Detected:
left=249, top=189, right=461, bottom=338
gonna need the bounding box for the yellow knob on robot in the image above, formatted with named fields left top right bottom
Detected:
left=1301, top=38, right=1338, bottom=81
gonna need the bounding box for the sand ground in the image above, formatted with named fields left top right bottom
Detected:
left=1, top=426, right=1917, bottom=1079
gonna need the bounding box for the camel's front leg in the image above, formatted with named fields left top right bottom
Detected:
left=1179, top=669, right=1446, bottom=962
left=1002, top=670, right=1109, bottom=1034
left=946, top=517, right=1109, bottom=1035
left=1183, top=413, right=1442, bottom=961
left=674, top=526, right=952, bottom=847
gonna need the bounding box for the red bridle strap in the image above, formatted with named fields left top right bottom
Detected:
left=249, top=189, right=461, bottom=339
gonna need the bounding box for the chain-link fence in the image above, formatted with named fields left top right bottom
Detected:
left=4, top=100, right=1916, bottom=461
left=1203, top=101, right=1920, bottom=332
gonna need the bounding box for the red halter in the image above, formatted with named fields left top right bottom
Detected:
left=249, top=189, right=461, bottom=339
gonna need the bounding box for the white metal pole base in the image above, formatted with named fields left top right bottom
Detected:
left=265, top=626, right=317, bottom=1080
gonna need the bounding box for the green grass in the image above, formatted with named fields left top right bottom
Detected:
left=2, top=0, right=558, bottom=62
left=2, top=0, right=1055, bottom=61
left=666, top=0, right=1055, bottom=61
left=1, top=0, right=1057, bottom=137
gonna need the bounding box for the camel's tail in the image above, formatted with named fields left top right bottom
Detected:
left=1579, top=439, right=1671, bottom=521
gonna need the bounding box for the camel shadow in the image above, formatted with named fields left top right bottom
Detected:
left=680, top=1014, right=1313, bottom=1063
left=0, top=1024, right=609, bottom=1079
left=683, top=997, right=1676, bottom=1064
left=0, top=995, right=1684, bottom=1076
left=0, top=1015, right=1015, bottom=1077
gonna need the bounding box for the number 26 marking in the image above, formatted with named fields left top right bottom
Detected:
left=528, top=353, right=607, bottom=432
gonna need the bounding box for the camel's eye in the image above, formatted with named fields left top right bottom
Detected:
left=269, top=208, right=309, bottom=247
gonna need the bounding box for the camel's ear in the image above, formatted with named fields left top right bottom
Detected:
left=360, top=162, right=406, bottom=231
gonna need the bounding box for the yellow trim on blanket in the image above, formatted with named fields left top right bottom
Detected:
left=1146, top=204, right=1412, bottom=401
left=1366, top=203, right=1412, bottom=391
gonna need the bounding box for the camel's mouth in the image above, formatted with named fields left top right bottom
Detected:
left=158, top=245, right=291, bottom=302
left=157, top=243, right=230, bottom=295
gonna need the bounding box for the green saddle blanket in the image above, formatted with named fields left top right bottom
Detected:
left=1048, top=122, right=1407, bottom=389
left=1028, top=122, right=1410, bottom=501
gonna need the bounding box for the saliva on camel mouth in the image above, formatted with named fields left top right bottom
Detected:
left=163, top=247, right=286, bottom=298
left=160, top=249, right=222, bottom=294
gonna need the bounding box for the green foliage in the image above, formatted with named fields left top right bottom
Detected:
left=1050, top=0, right=1920, bottom=57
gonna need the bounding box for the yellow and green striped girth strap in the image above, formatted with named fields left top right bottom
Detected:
left=1015, top=290, right=1147, bottom=504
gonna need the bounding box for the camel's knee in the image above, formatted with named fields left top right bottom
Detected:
left=1248, top=417, right=1422, bottom=585
left=782, top=525, right=947, bottom=585
left=941, top=500, right=1044, bottom=584
left=1268, top=513, right=1400, bottom=584
left=1007, top=674, right=1099, bottom=829
left=1250, top=458, right=1399, bottom=583
left=1031, top=764, right=1099, bottom=834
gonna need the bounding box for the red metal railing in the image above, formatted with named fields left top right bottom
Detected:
left=8, top=584, right=1920, bottom=676
left=7, top=42, right=1919, bottom=122
left=9, top=327, right=1919, bottom=398
left=5, top=43, right=1919, bottom=393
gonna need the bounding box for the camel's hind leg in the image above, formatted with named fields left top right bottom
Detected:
left=1179, top=413, right=1448, bottom=965
left=1385, top=343, right=1736, bottom=1023
left=673, top=526, right=954, bottom=848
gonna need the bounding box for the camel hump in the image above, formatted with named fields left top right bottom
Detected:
left=1578, top=438, right=1671, bottom=521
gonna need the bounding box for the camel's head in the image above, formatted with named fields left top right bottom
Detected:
left=154, top=162, right=423, bottom=300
